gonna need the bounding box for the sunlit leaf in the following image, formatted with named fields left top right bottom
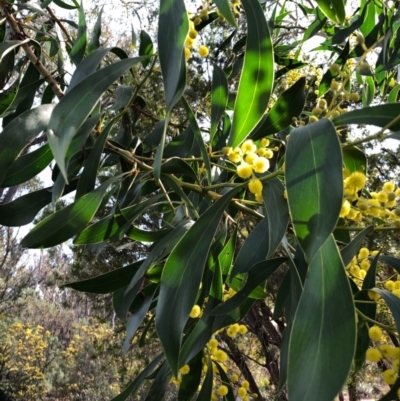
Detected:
left=210, top=65, right=229, bottom=142
left=251, top=77, right=305, bottom=141
left=228, top=0, right=274, bottom=148
left=316, top=0, right=345, bottom=24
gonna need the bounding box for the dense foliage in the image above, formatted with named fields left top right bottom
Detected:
left=3, top=0, right=400, bottom=400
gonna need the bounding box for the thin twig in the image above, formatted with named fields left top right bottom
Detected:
left=1, top=3, right=64, bottom=99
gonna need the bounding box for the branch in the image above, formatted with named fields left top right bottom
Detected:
left=1, top=3, right=64, bottom=99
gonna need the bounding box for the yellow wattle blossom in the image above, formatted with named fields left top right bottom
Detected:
left=179, top=364, right=190, bottom=375
left=241, top=139, right=257, bottom=154
left=237, top=162, right=253, bottom=179
left=248, top=178, right=263, bottom=195
left=369, top=326, right=383, bottom=341
left=189, top=305, right=201, bottom=318
left=366, top=348, right=382, bottom=362
left=198, top=45, right=209, bottom=58
left=252, top=157, right=270, bottom=173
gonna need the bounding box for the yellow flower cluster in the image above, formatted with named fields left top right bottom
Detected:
left=0, top=323, right=49, bottom=398
left=366, top=326, right=400, bottom=388
left=223, top=138, right=275, bottom=201
left=340, top=173, right=400, bottom=226
left=345, top=247, right=378, bottom=287
left=184, top=19, right=210, bottom=61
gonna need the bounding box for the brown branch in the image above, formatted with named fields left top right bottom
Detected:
left=46, top=6, right=74, bottom=47
left=1, top=3, right=64, bottom=99
left=220, top=332, right=265, bottom=401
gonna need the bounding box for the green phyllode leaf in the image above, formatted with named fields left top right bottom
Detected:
left=251, top=77, right=306, bottom=141
left=158, top=0, right=188, bottom=111
left=288, top=235, right=356, bottom=401
left=47, top=56, right=145, bottom=181
left=286, top=118, right=343, bottom=261
left=0, top=104, right=54, bottom=187
left=156, top=187, right=240, bottom=375
left=21, top=177, right=118, bottom=248
left=69, top=1, right=87, bottom=65
left=228, top=0, right=274, bottom=148
left=210, top=65, right=229, bottom=142
left=316, top=0, right=345, bottom=24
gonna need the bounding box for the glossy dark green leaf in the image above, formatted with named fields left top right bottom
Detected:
left=113, top=277, right=148, bottom=320
left=161, top=157, right=197, bottom=182
left=127, top=226, right=172, bottom=242
left=158, top=0, right=188, bottom=111
left=210, top=65, right=229, bottom=141
left=302, top=8, right=327, bottom=42
left=75, top=193, right=165, bottom=245
left=69, top=1, right=87, bottom=65
left=1, top=144, right=53, bottom=188
left=214, top=0, right=237, bottom=27
left=343, top=146, right=367, bottom=174
left=288, top=235, right=356, bottom=401
left=373, top=288, right=400, bottom=340
left=76, top=117, right=118, bottom=199
left=0, top=181, right=77, bottom=227
left=228, top=0, right=274, bottom=148
left=331, top=6, right=368, bottom=45
left=178, top=351, right=203, bottom=401
left=232, top=177, right=288, bottom=276
left=163, top=126, right=194, bottom=158
left=61, top=260, right=142, bottom=293
left=88, top=6, right=102, bottom=53
left=196, top=357, right=213, bottom=401
left=21, top=177, right=117, bottom=248
left=123, top=285, right=158, bottom=354
left=47, top=56, right=144, bottom=181
left=139, top=30, right=153, bottom=68
left=125, top=220, right=194, bottom=293
left=340, top=226, right=374, bottom=267
left=251, top=77, right=305, bottom=141
left=286, top=118, right=342, bottom=261
left=0, top=104, right=54, bottom=187
left=212, top=258, right=286, bottom=315
left=53, top=0, right=78, bottom=9
left=144, top=361, right=171, bottom=401
left=218, top=228, right=237, bottom=275
left=182, top=98, right=211, bottom=185
left=316, top=0, right=345, bottom=23
left=153, top=118, right=168, bottom=184
left=110, top=354, right=164, bottom=401
left=0, top=40, right=29, bottom=62
left=156, top=187, right=240, bottom=375
left=379, top=255, right=400, bottom=274
left=67, top=48, right=110, bottom=92
left=333, top=104, right=400, bottom=131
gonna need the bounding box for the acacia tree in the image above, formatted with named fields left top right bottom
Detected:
left=3, top=0, right=400, bottom=400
